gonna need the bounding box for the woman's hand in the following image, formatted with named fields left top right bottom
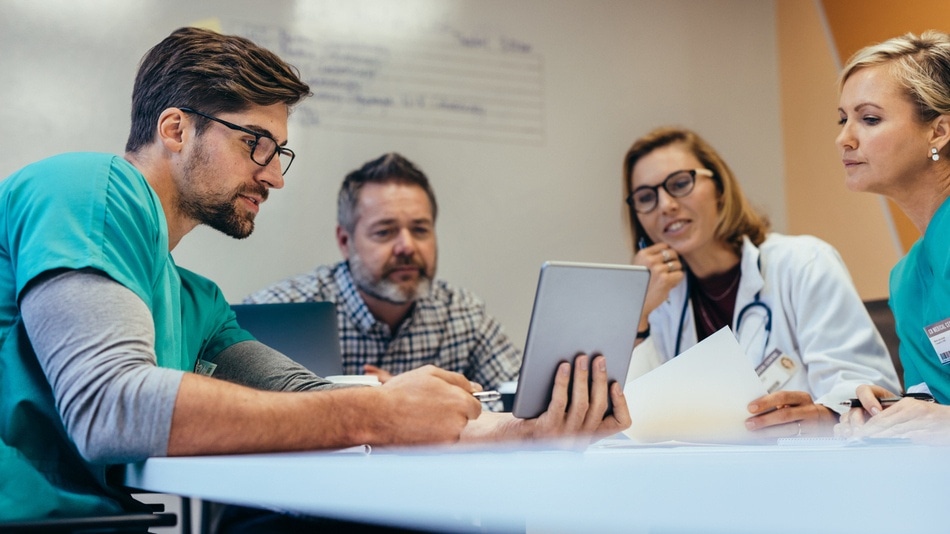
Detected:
left=836, top=385, right=950, bottom=444
left=837, top=400, right=950, bottom=444
left=834, top=384, right=895, bottom=431
left=744, top=390, right=838, bottom=437
left=632, top=243, right=685, bottom=331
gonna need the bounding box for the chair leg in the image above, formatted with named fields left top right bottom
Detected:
left=180, top=496, right=192, bottom=534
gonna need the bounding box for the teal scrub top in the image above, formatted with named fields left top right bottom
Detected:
left=890, top=195, right=950, bottom=403
left=0, top=153, right=252, bottom=520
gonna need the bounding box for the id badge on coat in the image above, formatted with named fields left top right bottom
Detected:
left=755, top=348, right=800, bottom=393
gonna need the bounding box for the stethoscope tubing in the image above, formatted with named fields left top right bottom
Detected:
left=673, top=259, right=772, bottom=356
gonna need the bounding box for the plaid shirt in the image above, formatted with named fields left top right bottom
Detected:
left=244, top=261, right=521, bottom=391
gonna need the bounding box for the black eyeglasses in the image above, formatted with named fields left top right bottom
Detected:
left=626, top=168, right=715, bottom=214
left=179, top=107, right=295, bottom=175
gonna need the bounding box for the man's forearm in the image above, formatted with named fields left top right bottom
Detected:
left=168, top=368, right=487, bottom=454
left=211, top=340, right=337, bottom=392
left=167, top=373, right=392, bottom=454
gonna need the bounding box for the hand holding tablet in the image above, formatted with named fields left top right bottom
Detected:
left=512, top=261, right=650, bottom=419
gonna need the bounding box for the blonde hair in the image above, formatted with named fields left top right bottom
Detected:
left=622, top=126, right=769, bottom=255
left=839, top=30, right=950, bottom=124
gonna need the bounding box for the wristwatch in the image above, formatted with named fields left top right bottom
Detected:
left=636, top=325, right=650, bottom=340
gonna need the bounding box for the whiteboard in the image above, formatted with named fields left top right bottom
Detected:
left=0, top=0, right=782, bottom=347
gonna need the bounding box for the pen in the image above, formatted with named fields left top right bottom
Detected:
left=473, top=390, right=501, bottom=403
left=840, top=392, right=936, bottom=409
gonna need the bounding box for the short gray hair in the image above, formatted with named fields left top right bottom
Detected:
left=337, top=153, right=438, bottom=234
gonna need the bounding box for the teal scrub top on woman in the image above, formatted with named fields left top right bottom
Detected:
left=890, top=196, right=950, bottom=403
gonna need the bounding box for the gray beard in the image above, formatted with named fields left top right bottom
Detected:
left=348, top=251, right=432, bottom=305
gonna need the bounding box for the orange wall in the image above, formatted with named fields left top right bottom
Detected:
left=778, top=0, right=950, bottom=299
left=777, top=1, right=895, bottom=300
left=820, top=0, right=950, bottom=252
left=822, top=0, right=950, bottom=59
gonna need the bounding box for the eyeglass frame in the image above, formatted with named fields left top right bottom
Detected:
left=625, top=168, right=715, bottom=214
left=178, top=107, right=296, bottom=175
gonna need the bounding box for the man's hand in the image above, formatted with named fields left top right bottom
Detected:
left=462, top=354, right=631, bottom=447
left=370, top=365, right=482, bottom=445
left=363, top=365, right=483, bottom=391
left=526, top=354, right=630, bottom=439
left=363, top=364, right=394, bottom=383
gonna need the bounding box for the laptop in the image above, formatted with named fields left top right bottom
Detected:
left=230, top=301, right=344, bottom=378
left=511, top=261, right=651, bottom=419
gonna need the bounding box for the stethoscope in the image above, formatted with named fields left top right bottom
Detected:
left=673, top=257, right=773, bottom=357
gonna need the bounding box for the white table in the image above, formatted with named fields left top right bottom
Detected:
left=124, top=439, right=950, bottom=533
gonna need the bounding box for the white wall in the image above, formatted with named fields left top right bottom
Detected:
left=0, top=0, right=782, bottom=346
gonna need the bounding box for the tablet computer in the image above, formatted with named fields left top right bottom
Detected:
left=511, top=261, right=650, bottom=419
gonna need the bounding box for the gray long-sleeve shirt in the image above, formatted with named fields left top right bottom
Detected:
left=21, top=269, right=338, bottom=464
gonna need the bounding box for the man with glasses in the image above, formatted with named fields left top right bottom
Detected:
left=0, top=27, right=630, bottom=525
left=245, top=152, right=521, bottom=399
left=179, top=107, right=297, bottom=174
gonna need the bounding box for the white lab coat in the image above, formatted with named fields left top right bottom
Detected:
left=626, top=233, right=900, bottom=413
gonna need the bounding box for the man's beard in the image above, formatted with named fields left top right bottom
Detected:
left=348, top=248, right=433, bottom=305
left=179, top=141, right=267, bottom=239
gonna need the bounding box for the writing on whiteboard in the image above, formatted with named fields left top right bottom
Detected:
left=229, top=22, right=545, bottom=145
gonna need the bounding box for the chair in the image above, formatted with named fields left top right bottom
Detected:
left=864, top=298, right=904, bottom=390
left=0, top=503, right=177, bottom=533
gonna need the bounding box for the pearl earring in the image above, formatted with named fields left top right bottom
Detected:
left=932, top=147, right=940, bottom=161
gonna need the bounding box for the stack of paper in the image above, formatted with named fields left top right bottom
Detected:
left=623, top=327, right=768, bottom=444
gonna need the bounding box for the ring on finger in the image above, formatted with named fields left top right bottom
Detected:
left=666, top=260, right=675, bottom=273
left=661, top=249, right=672, bottom=262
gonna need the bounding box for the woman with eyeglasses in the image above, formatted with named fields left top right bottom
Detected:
left=623, top=126, right=899, bottom=438
left=834, top=31, right=950, bottom=444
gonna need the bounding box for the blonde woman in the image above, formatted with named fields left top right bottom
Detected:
left=835, top=31, right=950, bottom=444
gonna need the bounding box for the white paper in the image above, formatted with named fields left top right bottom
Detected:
left=325, top=375, right=381, bottom=386
left=623, top=327, right=768, bottom=444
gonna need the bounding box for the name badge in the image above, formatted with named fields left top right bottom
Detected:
left=194, top=359, right=217, bottom=376
left=924, top=317, right=950, bottom=365
left=755, top=348, right=799, bottom=393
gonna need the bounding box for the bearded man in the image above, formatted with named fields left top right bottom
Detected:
left=245, top=153, right=521, bottom=394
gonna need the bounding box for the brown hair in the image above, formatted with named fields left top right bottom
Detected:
left=125, top=27, right=311, bottom=153
left=622, top=126, right=769, bottom=255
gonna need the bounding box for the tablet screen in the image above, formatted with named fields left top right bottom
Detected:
left=512, top=261, right=650, bottom=419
